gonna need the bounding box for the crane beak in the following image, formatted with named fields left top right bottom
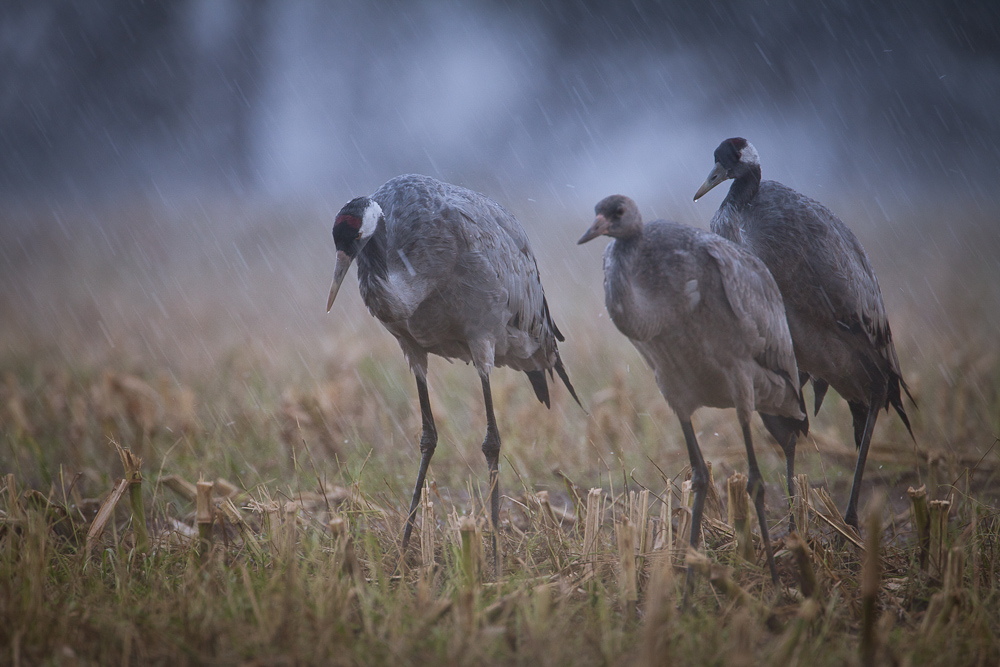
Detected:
left=577, top=214, right=610, bottom=244
left=694, top=162, right=728, bottom=201
left=326, top=250, right=353, bottom=312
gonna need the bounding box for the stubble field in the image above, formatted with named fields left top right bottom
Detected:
left=1, top=195, right=998, bottom=665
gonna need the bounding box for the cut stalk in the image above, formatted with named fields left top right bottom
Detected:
left=5, top=473, right=20, bottom=520
left=219, top=499, right=264, bottom=562
left=116, top=443, right=149, bottom=555
left=459, top=516, right=480, bottom=589
left=537, top=490, right=559, bottom=532
left=196, top=479, right=214, bottom=561
left=677, top=480, right=693, bottom=550
left=943, top=545, right=965, bottom=597
left=265, top=500, right=282, bottom=551
left=86, top=479, right=129, bottom=556
left=456, top=515, right=480, bottom=633
left=329, top=513, right=360, bottom=584
left=907, top=485, right=930, bottom=571
left=329, top=513, right=346, bottom=540
left=127, top=477, right=149, bottom=555
left=616, top=516, right=638, bottom=620
left=860, top=495, right=884, bottom=667
left=213, top=478, right=239, bottom=498
left=664, top=491, right=672, bottom=552
left=727, top=473, right=754, bottom=563
left=787, top=531, right=817, bottom=599
left=929, top=498, right=951, bottom=577
left=583, top=488, right=603, bottom=577
left=922, top=545, right=966, bottom=633
left=283, top=501, right=298, bottom=560
left=160, top=474, right=197, bottom=502
left=639, top=553, right=674, bottom=666
left=793, top=473, right=810, bottom=540
left=630, top=489, right=650, bottom=555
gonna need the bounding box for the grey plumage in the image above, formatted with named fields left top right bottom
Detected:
left=578, top=194, right=806, bottom=585
left=695, top=138, right=914, bottom=528
left=327, top=174, right=579, bottom=572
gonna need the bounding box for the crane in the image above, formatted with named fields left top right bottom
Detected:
left=579, top=194, right=806, bottom=584
left=327, top=174, right=579, bottom=573
left=695, top=138, right=914, bottom=528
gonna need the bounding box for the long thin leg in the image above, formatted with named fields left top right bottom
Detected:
left=480, top=374, right=502, bottom=577
left=742, top=420, right=779, bottom=584
left=401, top=374, right=438, bottom=553
left=680, top=420, right=709, bottom=599
left=844, top=382, right=887, bottom=529
left=759, top=413, right=798, bottom=530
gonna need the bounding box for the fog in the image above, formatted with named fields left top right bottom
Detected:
left=2, top=0, right=999, bottom=384
left=2, top=1, right=999, bottom=510
left=3, top=0, right=999, bottom=217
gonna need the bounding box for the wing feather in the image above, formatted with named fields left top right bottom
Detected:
left=703, top=235, right=800, bottom=391
left=747, top=182, right=899, bottom=375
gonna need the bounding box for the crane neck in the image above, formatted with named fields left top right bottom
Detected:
left=356, top=218, right=389, bottom=285
left=723, top=165, right=761, bottom=210
left=609, top=220, right=645, bottom=245
left=606, top=228, right=644, bottom=273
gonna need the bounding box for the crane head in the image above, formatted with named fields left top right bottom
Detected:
left=578, top=194, right=641, bottom=243
left=327, top=197, right=383, bottom=311
left=694, top=137, right=759, bottom=201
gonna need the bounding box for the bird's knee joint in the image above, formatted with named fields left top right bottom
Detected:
left=481, top=441, right=500, bottom=461
left=419, top=433, right=437, bottom=455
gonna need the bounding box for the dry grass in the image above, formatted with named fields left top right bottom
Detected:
left=1, top=199, right=999, bottom=665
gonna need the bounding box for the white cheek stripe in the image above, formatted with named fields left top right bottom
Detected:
left=361, top=201, right=382, bottom=238
left=741, top=142, right=760, bottom=167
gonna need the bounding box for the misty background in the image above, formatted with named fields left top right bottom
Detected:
left=2, top=0, right=1000, bottom=509
left=3, top=0, right=999, bottom=212
left=1, top=0, right=999, bottom=392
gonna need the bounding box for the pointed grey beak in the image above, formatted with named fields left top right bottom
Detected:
left=326, top=250, right=354, bottom=312
left=694, top=162, right=729, bottom=201
left=577, top=214, right=610, bottom=244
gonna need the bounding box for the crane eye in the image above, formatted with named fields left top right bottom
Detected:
left=356, top=232, right=362, bottom=240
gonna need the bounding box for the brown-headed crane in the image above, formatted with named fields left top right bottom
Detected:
left=578, top=194, right=806, bottom=586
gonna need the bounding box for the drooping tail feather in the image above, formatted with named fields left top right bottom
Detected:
left=811, top=377, right=830, bottom=416
left=886, top=373, right=916, bottom=442
left=810, top=366, right=914, bottom=441
left=764, top=411, right=810, bottom=443
left=525, top=370, right=551, bottom=408
left=553, top=356, right=584, bottom=412
left=524, top=353, right=584, bottom=413
left=759, top=412, right=809, bottom=460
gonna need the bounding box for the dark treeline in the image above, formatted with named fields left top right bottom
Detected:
left=2, top=0, right=998, bottom=205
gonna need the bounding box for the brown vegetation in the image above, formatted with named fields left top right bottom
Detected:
left=1, top=200, right=998, bottom=664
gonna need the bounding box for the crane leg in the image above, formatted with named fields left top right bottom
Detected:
left=401, top=374, right=438, bottom=554
left=680, top=420, right=709, bottom=602
left=742, top=420, right=780, bottom=584
left=844, top=382, right=887, bottom=529
left=759, top=413, right=798, bottom=531
left=480, top=375, right=502, bottom=577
